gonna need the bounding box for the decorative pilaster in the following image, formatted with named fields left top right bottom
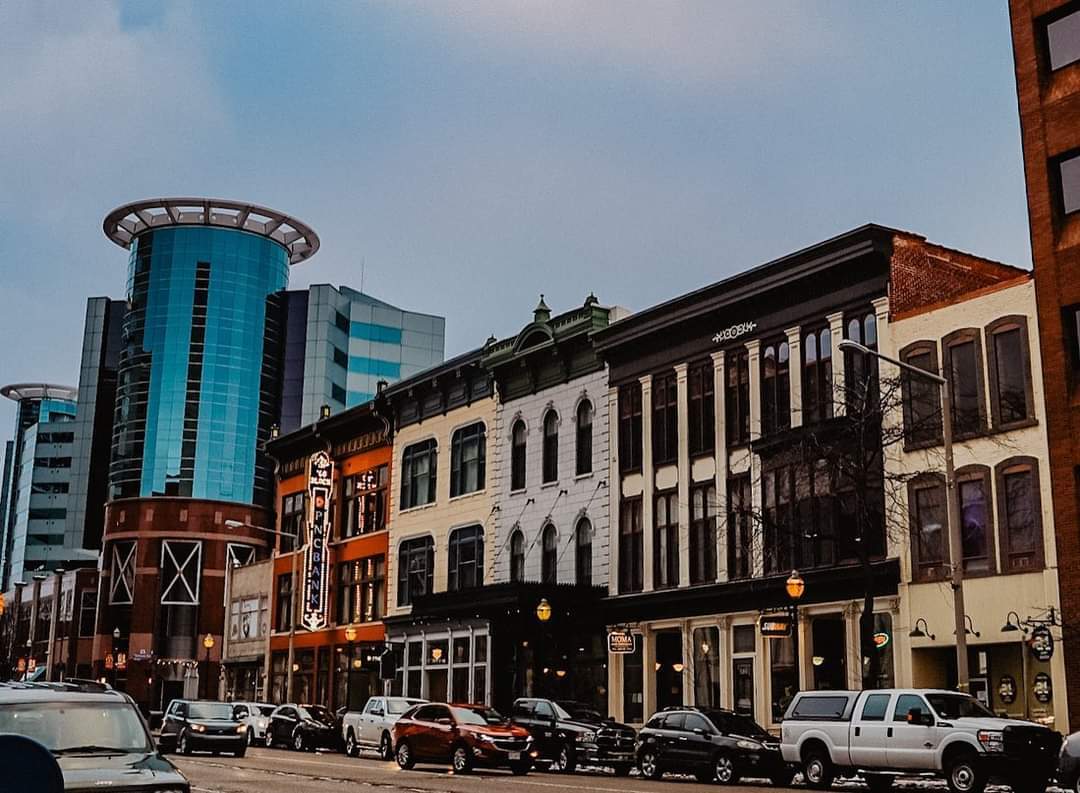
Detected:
left=746, top=340, right=762, bottom=442
left=608, top=385, right=621, bottom=593
left=827, top=312, right=846, bottom=417
left=675, top=363, right=691, bottom=588
left=640, top=376, right=655, bottom=592
left=785, top=326, right=802, bottom=428
left=711, top=351, right=729, bottom=583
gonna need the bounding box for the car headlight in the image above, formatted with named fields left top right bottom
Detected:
left=576, top=731, right=597, bottom=743
left=191, top=723, right=206, bottom=733
left=257, top=718, right=268, bottom=729
left=978, top=730, right=1004, bottom=752
left=736, top=739, right=761, bottom=750
left=236, top=724, right=249, bottom=734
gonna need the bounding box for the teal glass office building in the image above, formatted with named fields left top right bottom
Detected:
left=104, top=199, right=320, bottom=507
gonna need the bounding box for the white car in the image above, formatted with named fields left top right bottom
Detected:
left=342, top=696, right=425, bottom=759
left=231, top=702, right=277, bottom=746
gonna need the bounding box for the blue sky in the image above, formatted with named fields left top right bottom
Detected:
left=0, top=1, right=1028, bottom=433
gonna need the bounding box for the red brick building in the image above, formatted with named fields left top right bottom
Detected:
left=1010, top=0, right=1080, bottom=728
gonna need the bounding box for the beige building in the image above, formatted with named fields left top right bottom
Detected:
left=883, top=273, right=1067, bottom=727
left=221, top=558, right=272, bottom=703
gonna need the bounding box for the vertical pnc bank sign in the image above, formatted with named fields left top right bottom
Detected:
left=302, top=451, right=334, bottom=632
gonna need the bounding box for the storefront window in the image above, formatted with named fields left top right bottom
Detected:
left=693, top=627, right=721, bottom=708
left=475, top=636, right=489, bottom=704
left=870, top=613, right=895, bottom=689
left=398, top=630, right=490, bottom=703
left=770, top=636, right=797, bottom=722
left=623, top=638, right=644, bottom=723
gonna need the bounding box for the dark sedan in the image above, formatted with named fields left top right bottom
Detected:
left=264, top=704, right=338, bottom=751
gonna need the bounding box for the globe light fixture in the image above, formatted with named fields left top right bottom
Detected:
left=344, top=625, right=358, bottom=643
left=203, top=633, right=215, bottom=650
left=785, top=570, right=805, bottom=601
left=536, top=598, right=553, bottom=623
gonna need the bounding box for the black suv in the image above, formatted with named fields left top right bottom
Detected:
left=0, top=680, right=190, bottom=792
left=636, top=706, right=791, bottom=785
left=511, top=697, right=635, bottom=775
left=264, top=703, right=337, bottom=751
left=159, top=699, right=247, bottom=757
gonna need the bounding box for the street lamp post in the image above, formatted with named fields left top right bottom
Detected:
left=838, top=338, right=968, bottom=691
left=786, top=570, right=805, bottom=692
left=225, top=518, right=302, bottom=702
left=535, top=599, right=552, bottom=695
left=344, top=625, right=357, bottom=711
left=202, top=633, right=215, bottom=700
left=111, top=627, right=120, bottom=688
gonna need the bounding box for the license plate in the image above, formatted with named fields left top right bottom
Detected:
left=508, top=751, right=521, bottom=761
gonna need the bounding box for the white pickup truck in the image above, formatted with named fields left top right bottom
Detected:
left=780, top=689, right=1061, bottom=793
left=342, top=695, right=425, bottom=760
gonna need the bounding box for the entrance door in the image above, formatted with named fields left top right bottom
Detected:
left=655, top=630, right=684, bottom=710
left=732, top=658, right=754, bottom=718
left=812, top=617, right=846, bottom=690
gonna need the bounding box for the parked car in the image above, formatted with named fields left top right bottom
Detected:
left=635, top=706, right=790, bottom=785
left=342, top=695, right=426, bottom=759
left=780, top=689, right=1062, bottom=793
left=159, top=699, right=247, bottom=757
left=392, top=702, right=534, bottom=774
left=231, top=701, right=276, bottom=746
left=510, top=697, right=636, bottom=775
left=1056, top=729, right=1080, bottom=793
left=0, top=680, right=190, bottom=792
left=264, top=703, right=338, bottom=751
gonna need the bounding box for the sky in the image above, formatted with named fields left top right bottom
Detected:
left=0, top=1, right=1029, bottom=434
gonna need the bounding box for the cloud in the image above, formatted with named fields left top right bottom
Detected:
left=401, top=0, right=842, bottom=89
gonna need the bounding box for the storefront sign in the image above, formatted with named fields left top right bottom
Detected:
left=1033, top=672, right=1053, bottom=704
left=713, top=321, right=758, bottom=345
left=302, top=451, right=334, bottom=632
left=1030, top=625, right=1054, bottom=662
left=760, top=614, right=793, bottom=637
left=608, top=629, right=636, bottom=654
left=998, top=675, right=1017, bottom=705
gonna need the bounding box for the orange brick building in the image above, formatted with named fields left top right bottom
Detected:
left=1010, top=0, right=1080, bottom=728
left=265, top=400, right=391, bottom=710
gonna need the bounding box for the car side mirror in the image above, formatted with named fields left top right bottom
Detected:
left=693, top=728, right=707, bottom=736
left=437, top=717, right=452, bottom=726
left=906, top=708, right=933, bottom=726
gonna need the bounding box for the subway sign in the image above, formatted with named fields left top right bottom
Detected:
left=759, top=614, right=793, bottom=637
left=302, top=451, right=334, bottom=632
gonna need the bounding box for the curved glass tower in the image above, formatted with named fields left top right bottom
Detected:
left=103, top=199, right=319, bottom=506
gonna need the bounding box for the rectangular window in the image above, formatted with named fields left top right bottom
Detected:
left=693, top=627, right=721, bottom=708
left=619, top=498, right=644, bottom=594
left=450, top=423, right=486, bottom=497
left=802, top=327, right=833, bottom=425
left=652, top=372, right=678, bottom=465
left=1057, top=151, right=1080, bottom=217
left=447, top=526, right=484, bottom=591
left=78, top=590, right=96, bottom=638
left=619, top=383, right=643, bottom=472
left=958, top=472, right=993, bottom=575
left=281, top=492, right=305, bottom=553
left=397, top=537, right=434, bottom=606
left=1048, top=8, right=1080, bottom=70
left=653, top=491, right=679, bottom=589
left=1000, top=463, right=1044, bottom=572
left=910, top=478, right=947, bottom=582
left=400, top=439, right=437, bottom=509
left=335, top=310, right=350, bottom=332
left=332, top=346, right=348, bottom=368
left=988, top=322, right=1032, bottom=427
left=337, top=555, right=385, bottom=624
left=726, top=349, right=751, bottom=446
left=275, top=573, right=293, bottom=632
left=160, top=540, right=202, bottom=605
left=732, top=657, right=754, bottom=719
left=901, top=346, right=943, bottom=446
left=761, top=341, right=791, bottom=436
left=727, top=475, right=752, bottom=580
left=763, top=466, right=794, bottom=575
left=688, top=361, right=715, bottom=456
left=343, top=465, right=388, bottom=538
left=944, top=334, right=984, bottom=437
left=690, top=483, right=717, bottom=584
left=1067, top=305, right=1080, bottom=381
left=770, top=635, right=798, bottom=723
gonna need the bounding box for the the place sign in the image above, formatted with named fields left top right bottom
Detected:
left=1030, top=625, right=1054, bottom=662
left=608, top=629, right=637, bottom=654
left=302, top=451, right=334, bottom=632
left=759, top=614, right=793, bottom=637
left=712, top=321, right=758, bottom=345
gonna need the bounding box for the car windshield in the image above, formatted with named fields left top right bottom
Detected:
left=551, top=702, right=573, bottom=720
left=557, top=701, right=604, bottom=722
left=450, top=707, right=490, bottom=726
left=387, top=698, right=422, bottom=715
left=713, top=713, right=770, bottom=738
left=0, top=701, right=152, bottom=755
left=470, top=707, right=506, bottom=724
left=188, top=703, right=236, bottom=720
left=257, top=705, right=276, bottom=716
left=926, top=694, right=995, bottom=720
left=301, top=706, right=333, bottom=723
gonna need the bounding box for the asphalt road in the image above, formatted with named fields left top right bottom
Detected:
left=174, top=746, right=784, bottom=793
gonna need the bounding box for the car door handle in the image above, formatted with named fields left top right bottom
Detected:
left=678, top=737, right=688, bottom=741
left=854, top=727, right=861, bottom=737
left=887, top=728, right=893, bottom=738
left=924, top=742, right=933, bottom=748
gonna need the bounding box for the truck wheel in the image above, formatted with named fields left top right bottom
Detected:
left=715, top=750, right=741, bottom=785
left=945, top=752, right=986, bottom=793
left=865, top=774, right=894, bottom=793
left=803, top=749, right=834, bottom=790
left=344, top=730, right=358, bottom=758
left=396, top=739, right=415, bottom=770
left=379, top=732, right=393, bottom=761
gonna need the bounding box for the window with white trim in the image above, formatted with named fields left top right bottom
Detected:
left=109, top=541, right=136, bottom=605
left=160, top=540, right=202, bottom=605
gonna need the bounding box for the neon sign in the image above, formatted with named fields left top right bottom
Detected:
left=302, top=451, right=334, bottom=632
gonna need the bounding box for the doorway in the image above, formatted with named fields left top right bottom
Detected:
left=654, top=630, right=684, bottom=710
left=811, top=616, right=846, bottom=690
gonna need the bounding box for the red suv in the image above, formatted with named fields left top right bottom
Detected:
left=393, top=702, right=534, bottom=775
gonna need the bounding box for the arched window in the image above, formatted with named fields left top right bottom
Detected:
left=450, top=422, right=486, bottom=497
left=511, top=420, right=527, bottom=491
left=576, top=400, right=593, bottom=476
left=575, top=518, right=593, bottom=586
left=510, top=530, right=525, bottom=583
left=448, top=525, right=484, bottom=591
left=802, top=326, right=833, bottom=424
left=542, top=410, right=559, bottom=483
left=397, top=536, right=434, bottom=606
left=541, top=524, right=558, bottom=585
left=761, top=341, right=790, bottom=435
left=995, top=456, right=1044, bottom=573
left=400, top=439, right=437, bottom=509
left=845, top=312, right=879, bottom=412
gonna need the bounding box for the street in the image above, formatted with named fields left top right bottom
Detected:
left=174, top=747, right=784, bottom=793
